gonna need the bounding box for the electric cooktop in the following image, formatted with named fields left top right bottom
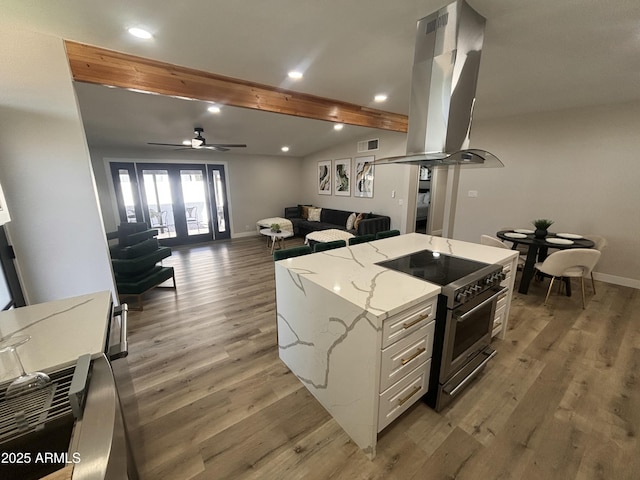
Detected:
left=376, top=249, right=490, bottom=286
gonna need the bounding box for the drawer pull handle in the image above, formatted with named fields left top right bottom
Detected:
left=397, top=386, right=421, bottom=406
left=401, top=347, right=426, bottom=365
left=403, top=314, right=428, bottom=329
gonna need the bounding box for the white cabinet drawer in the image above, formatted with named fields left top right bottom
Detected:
left=381, top=299, right=435, bottom=349
left=496, top=289, right=508, bottom=311
left=379, top=320, right=435, bottom=392
left=492, top=304, right=506, bottom=337
left=501, top=262, right=513, bottom=287
left=377, top=360, right=430, bottom=432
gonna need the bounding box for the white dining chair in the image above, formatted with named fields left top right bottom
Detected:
left=480, top=235, right=507, bottom=248
left=534, top=249, right=602, bottom=309
left=480, top=235, right=525, bottom=268
left=583, top=235, right=607, bottom=294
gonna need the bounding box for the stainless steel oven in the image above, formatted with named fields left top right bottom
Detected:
left=430, top=284, right=506, bottom=410
left=377, top=249, right=505, bottom=411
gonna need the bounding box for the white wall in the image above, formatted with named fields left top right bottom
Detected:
left=0, top=26, right=117, bottom=303
left=454, top=102, right=640, bottom=286
left=225, top=154, right=303, bottom=236
left=302, top=130, right=413, bottom=231
left=89, top=147, right=303, bottom=237
left=90, top=104, right=639, bottom=287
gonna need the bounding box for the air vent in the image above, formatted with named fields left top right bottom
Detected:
left=357, top=138, right=379, bottom=153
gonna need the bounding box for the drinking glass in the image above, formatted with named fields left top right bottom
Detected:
left=0, top=334, right=51, bottom=399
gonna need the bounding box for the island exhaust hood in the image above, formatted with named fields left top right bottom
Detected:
left=377, top=0, right=502, bottom=168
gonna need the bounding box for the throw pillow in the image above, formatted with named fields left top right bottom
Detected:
left=308, top=207, right=322, bottom=222
left=301, top=205, right=312, bottom=219
left=346, top=212, right=357, bottom=230
left=353, top=212, right=365, bottom=230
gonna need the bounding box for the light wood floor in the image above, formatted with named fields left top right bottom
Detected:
left=122, top=236, right=640, bottom=480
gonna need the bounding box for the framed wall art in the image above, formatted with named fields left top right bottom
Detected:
left=334, top=158, right=351, bottom=197
left=318, top=160, right=331, bottom=195
left=0, top=181, right=10, bottom=225
left=354, top=155, right=375, bottom=198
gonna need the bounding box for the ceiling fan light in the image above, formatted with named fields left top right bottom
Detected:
left=192, top=138, right=204, bottom=148
left=182, top=140, right=191, bottom=146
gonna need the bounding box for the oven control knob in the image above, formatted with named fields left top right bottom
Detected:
left=457, top=288, right=472, bottom=302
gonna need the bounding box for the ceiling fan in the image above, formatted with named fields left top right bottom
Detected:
left=148, top=127, right=247, bottom=152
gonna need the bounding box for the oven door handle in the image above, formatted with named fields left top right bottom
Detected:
left=109, top=304, right=129, bottom=360
left=445, top=348, right=497, bottom=396
left=457, top=287, right=508, bottom=322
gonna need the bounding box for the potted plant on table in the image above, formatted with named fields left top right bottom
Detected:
left=532, top=219, right=554, bottom=238
left=270, top=223, right=281, bottom=233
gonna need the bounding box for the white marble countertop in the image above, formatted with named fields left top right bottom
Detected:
left=275, top=233, right=518, bottom=320
left=0, top=291, right=113, bottom=382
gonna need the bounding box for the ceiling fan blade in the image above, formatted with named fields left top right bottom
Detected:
left=148, top=142, right=185, bottom=147
left=208, top=144, right=247, bottom=148
left=201, top=145, right=229, bottom=152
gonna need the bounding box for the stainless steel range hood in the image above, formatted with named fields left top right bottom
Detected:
left=377, top=0, right=502, bottom=168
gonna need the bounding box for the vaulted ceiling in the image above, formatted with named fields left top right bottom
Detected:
left=4, top=0, right=640, bottom=156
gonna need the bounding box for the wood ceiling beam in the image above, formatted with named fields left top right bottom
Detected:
left=65, top=41, right=408, bottom=133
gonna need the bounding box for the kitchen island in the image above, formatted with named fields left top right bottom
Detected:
left=274, top=233, right=518, bottom=458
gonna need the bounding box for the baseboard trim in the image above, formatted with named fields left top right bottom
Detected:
left=593, top=272, right=640, bottom=290
left=232, top=231, right=260, bottom=239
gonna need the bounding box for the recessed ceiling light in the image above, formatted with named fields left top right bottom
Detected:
left=207, top=105, right=221, bottom=114
left=128, top=27, right=153, bottom=39
left=281, top=146, right=290, bottom=152
left=374, top=94, right=388, bottom=103
left=288, top=71, right=303, bottom=80
left=333, top=123, right=344, bottom=131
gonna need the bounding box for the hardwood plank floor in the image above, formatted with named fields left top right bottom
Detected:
left=121, top=236, right=640, bottom=480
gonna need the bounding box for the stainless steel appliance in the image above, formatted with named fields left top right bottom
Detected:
left=0, top=304, right=139, bottom=480
left=377, top=249, right=505, bottom=411
left=375, top=0, right=502, bottom=169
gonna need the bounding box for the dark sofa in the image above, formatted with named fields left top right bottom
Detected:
left=284, top=206, right=390, bottom=238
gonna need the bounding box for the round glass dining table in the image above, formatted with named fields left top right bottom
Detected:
left=496, top=230, right=595, bottom=294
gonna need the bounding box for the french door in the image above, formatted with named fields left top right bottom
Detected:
left=110, top=162, right=143, bottom=224
left=208, top=165, right=230, bottom=240
left=0, top=225, right=25, bottom=309
left=110, top=162, right=230, bottom=245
